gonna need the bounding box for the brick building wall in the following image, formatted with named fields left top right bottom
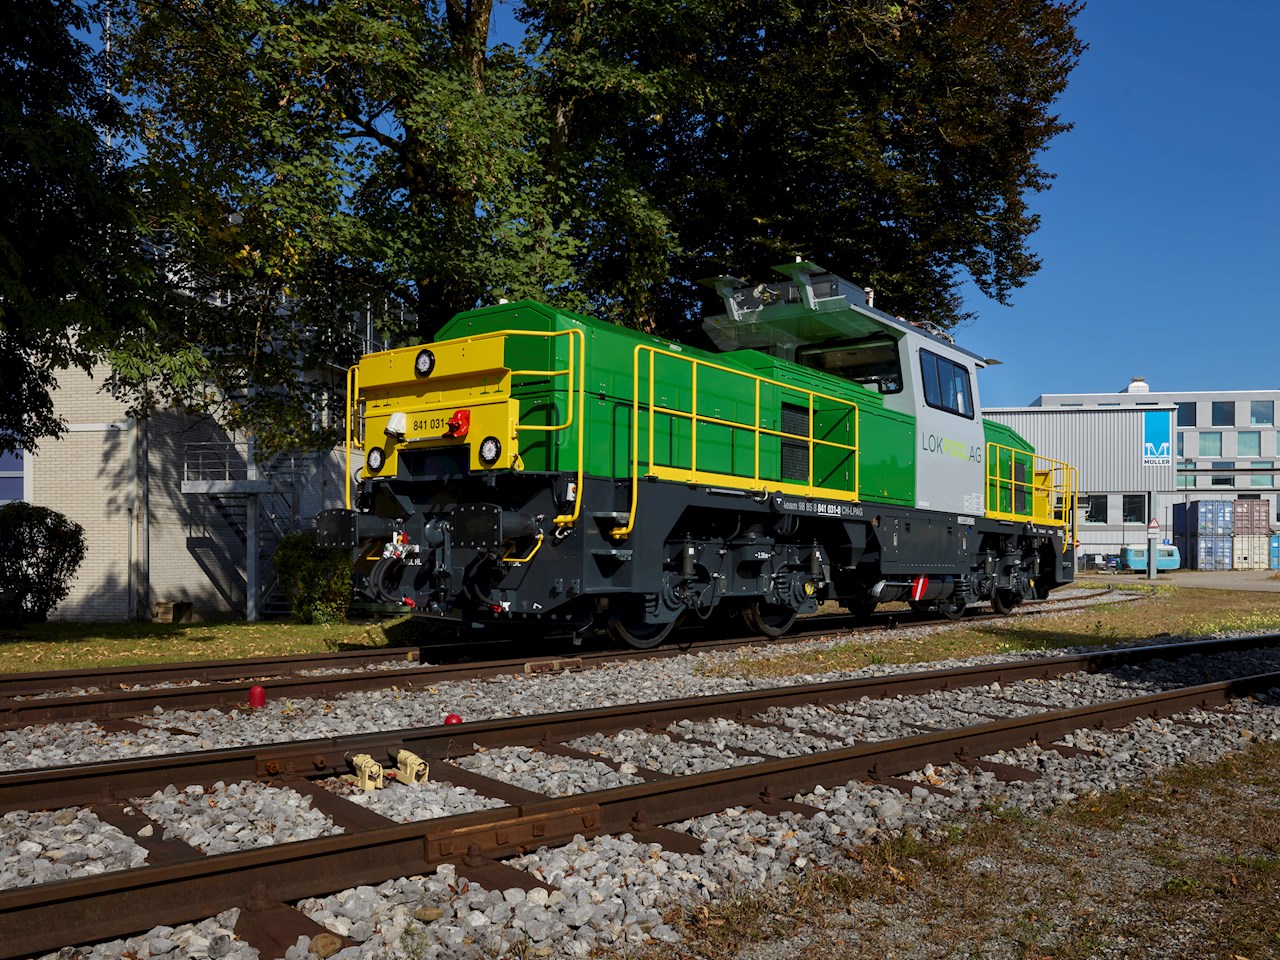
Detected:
left=25, top=358, right=353, bottom=622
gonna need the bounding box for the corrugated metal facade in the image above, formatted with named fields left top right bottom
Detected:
left=984, top=406, right=1176, bottom=492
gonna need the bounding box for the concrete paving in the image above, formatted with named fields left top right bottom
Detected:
left=1084, top=568, right=1280, bottom=593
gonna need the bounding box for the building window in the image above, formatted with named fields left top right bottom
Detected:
left=1122, top=494, right=1146, bottom=523
left=1083, top=495, right=1108, bottom=523
left=1211, top=401, right=1235, bottom=427
left=1177, top=432, right=1185, bottom=456
left=1251, top=400, right=1274, bottom=426
left=1199, top=432, right=1222, bottom=457
left=0, top=450, right=22, bottom=504
left=1176, top=402, right=1196, bottom=427
left=1177, top=460, right=1196, bottom=489
left=919, top=350, right=973, bottom=417
left=1211, top=461, right=1234, bottom=486
left=1238, top=431, right=1261, bottom=457
left=1252, top=461, right=1273, bottom=488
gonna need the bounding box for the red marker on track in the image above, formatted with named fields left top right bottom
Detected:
left=444, top=713, right=463, bottom=725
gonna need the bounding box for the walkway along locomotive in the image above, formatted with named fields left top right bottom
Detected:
left=318, top=262, right=1078, bottom=647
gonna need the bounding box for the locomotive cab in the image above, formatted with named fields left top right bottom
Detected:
left=701, top=261, right=991, bottom=518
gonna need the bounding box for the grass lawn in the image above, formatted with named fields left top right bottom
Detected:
left=0, top=617, right=414, bottom=674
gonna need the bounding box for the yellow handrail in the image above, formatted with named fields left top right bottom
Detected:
left=985, top=441, right=1078, bottom=552
left=503, top=532, right=545, bottom=564
left=613, top=345, right=859, bottom=538
left=344, top=363, right=359, bottom=510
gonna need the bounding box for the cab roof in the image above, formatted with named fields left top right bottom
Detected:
left=700, top=260, right=990, bottom=367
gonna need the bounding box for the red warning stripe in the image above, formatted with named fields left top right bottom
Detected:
left=911, top=575, right=929, bottom=602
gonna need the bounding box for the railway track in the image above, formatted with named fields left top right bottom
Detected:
left=0, top=587, right=1123, bottom=729
left=0, top=631, right=1275, bottom=960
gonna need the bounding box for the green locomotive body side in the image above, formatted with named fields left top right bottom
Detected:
left=434, top=300, right=917, bottom=508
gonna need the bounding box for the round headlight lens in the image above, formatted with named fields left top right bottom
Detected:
left=414, top=349, right=436, bottom=377
left=478, top=436, right=502, bottom=466
left=367, top=446, right=386, bottom=473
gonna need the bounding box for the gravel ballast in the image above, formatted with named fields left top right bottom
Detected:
left=8, top=602, right=1280, bottom=959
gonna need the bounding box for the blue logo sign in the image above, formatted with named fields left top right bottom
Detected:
left=1143, top=410, right=1172, bottom=465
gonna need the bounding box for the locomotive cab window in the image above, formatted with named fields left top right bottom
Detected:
left=796, top=336, right=902, bottom=394
left=919, top=349, right=973, bottom=418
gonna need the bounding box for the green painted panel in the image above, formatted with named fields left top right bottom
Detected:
left=425, top=300, right=920, bottom=505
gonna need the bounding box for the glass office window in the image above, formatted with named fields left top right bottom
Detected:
left=1211, top=401, right=1235, bottom=426
left=1199, top=432, right=1222, bottom=457
left=1177, top=461, right=1196, bottom=489
left=1239, top=431, right=1262, bottom=457
left=1084, top=495, right=1108, bottom=523
left=1251, top=400, right=1274, bottom=426
left=1252, top=461, right=1273, bottom=487
left=1176, top=402, right=1196, bottom=427
left=1177, top=432, right=1185, bottom=456
left=0, top=450, right=21, bottom=504
left=1122, top=494, right=1146, bottom=523
left=1211, top=461, right=1234, bottom=486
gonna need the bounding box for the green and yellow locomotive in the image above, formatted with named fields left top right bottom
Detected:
left=318, top=262, right=1077, bottom=647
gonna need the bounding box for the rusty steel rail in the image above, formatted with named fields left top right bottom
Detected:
left=0, top=646, right=423, bottom=699
left=0, top=632, right=1274, bottom=815
left=1, top=653, right=1277, bottom=959
left=0, top=589, right=1119, bottom=729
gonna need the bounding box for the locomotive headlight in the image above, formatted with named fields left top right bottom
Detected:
left=478, top=436, right=502, bottom=467
left=366, top=445, right=386, bottom=473
left=414, top=349, right=436, bottom=378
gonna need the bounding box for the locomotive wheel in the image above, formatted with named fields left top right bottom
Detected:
left=938, top=598, right=967, bottom=621
left=606, top=600, right=676, bottom=650
left=846, top=597, right=878, bottom=624
left=990, top=589, right=1021, bottom=616
left=1033, top=579, right=1053, bottom=600
left=907, top=600, right=931, bottom=615
left=742, top=602, right=797, bottom=638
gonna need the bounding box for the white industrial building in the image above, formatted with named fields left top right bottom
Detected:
left=987, top=378, right=1280, bottom=565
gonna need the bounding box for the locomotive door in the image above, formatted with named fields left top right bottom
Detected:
left=903, top=342, right=986, bottom=517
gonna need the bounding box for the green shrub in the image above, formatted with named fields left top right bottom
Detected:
left=0, top=502, right=87, bottom=625
left=273, top=530, right=352, bottom=623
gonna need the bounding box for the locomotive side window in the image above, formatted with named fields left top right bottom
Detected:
left=796, top=336, right=902, bottom=394
left=919, top=349, right=973, bottom=418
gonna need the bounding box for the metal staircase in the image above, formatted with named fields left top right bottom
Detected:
left=182, top=441, right=325, bottom=620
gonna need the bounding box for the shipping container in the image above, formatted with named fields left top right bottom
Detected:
left=1233, top=498, right=1272, bottom=535
left=1173, top=500, right=1234, bottom=538
left=1176, top=533, right=1234, bottom=571
left=1232, top=534, right=1271, bottom=571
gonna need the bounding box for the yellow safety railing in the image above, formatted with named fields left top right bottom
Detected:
left=345, top=328, right=586, bottom=528
left=344, top=362, right=359, bottom=510
left=985, top=441, right=1078, bottom=552
left=613, top=345, right=859, bottom=538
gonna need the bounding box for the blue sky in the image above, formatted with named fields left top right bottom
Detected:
left=961, top=2, right=1280, bottom=407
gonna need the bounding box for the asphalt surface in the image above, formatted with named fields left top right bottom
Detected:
left=1087, top=568, right=1280, bottom=593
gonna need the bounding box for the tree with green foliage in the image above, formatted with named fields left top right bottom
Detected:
left=106, top=0, right=1081, bottom=448
left=0, top=0, right=172, bottom=455
left=113, top=0, right=588, bottom=449
left=523, top=0, right=1086, bottom=329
